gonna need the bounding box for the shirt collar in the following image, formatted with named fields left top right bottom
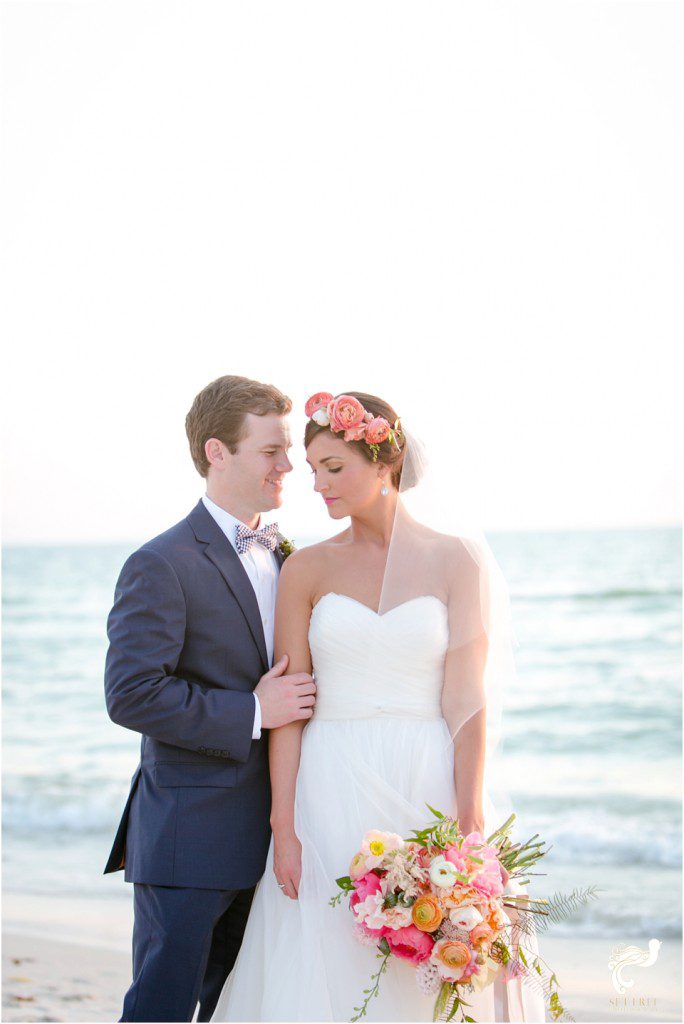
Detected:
left=201, top=494, right=261, bottom=553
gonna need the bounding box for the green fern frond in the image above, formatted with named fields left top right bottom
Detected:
left=535, top=885, right=603, bottom=933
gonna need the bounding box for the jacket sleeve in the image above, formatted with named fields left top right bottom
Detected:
left=104, top=546, right=256, bottom=763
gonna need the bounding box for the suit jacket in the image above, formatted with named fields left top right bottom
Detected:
left=103, top=499, right=284, bottom=890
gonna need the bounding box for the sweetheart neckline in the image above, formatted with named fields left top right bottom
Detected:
left=312, top=592, right=448, bottom=619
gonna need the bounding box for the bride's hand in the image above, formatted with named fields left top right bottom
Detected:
left=273, top=829, right=302, bottom=900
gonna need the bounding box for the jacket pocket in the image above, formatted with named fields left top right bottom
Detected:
left=153, top=762, right=239, bottom=788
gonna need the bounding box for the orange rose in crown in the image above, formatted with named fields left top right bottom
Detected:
left=365, top=417, right=391, bottom=444
left=327, top=395, right=366, bottom=435
left=304, top=392, right=334, bottom=422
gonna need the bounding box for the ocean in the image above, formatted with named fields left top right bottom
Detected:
left=2, top=527, right=681, bottom=944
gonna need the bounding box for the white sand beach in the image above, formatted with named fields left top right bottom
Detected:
left=2, top=893, right=681, bottom=1023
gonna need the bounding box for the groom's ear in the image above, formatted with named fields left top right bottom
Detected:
left=204, top=437, right=231, bottom=471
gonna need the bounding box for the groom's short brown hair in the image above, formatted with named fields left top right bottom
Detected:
left=185, top=375, right=292, bottom=477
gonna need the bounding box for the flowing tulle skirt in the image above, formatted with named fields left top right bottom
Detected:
left=212, top=717, right=545, bottom=1022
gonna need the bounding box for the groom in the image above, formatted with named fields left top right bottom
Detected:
left=104, top=375, right=316, bottom=1022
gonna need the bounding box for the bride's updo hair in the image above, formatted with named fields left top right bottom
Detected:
left=304, top=391, right=420, bottom=491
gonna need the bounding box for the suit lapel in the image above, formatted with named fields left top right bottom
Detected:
left=187, top=500, right=269, bottom=672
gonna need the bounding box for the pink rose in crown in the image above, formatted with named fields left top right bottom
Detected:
left=385, top=925, right=434, bottom=964
left=344, top=424, right=367, bottom=442
left=328, top=395, right=366, bottom=434
left=305, top=392, right=334, bottom=418
left=365, top=416, right=391, bottom=444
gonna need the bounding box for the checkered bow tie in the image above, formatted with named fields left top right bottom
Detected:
left=234, top=521, right=279, bottom=555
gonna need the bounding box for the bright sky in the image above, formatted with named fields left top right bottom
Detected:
left=1, top=2, right=681, bottom=544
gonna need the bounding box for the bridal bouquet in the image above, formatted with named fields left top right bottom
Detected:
left=331, top=806, right=576, bottom=1023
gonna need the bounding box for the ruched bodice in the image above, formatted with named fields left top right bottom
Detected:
left=308, top=593, right=449, bottom=721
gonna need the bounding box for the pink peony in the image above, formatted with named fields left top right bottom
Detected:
left=328, top=395, right=366, bottom=434
left=443, top=844, right=470, bottom=874
left=472, top=864, right=505, bottom=899
left=385, top=924, right=434, bottom=964
left=365, top=416, right=391, bottom=444
left=350, top=871, right=382, bottom=909
left=451, top=833, right=505, bottom=899
left=305, top=392, right=334, bottom=418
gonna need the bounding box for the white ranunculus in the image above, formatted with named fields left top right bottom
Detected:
left=449, top=905, right=483, bottom=930
left=312, top=409, right=330, bottom=425
left=429, top=855, right=459, bottom=888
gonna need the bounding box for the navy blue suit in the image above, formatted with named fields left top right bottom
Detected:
left=104, top=499, right=282, bottom=1021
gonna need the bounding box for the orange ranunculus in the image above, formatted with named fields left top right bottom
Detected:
left=411, top=895, right=444, bottom=933
left=431, top=939, right=472, bottom=981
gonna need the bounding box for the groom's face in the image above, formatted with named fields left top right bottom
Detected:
left=230, top=412, right=293, bottom=512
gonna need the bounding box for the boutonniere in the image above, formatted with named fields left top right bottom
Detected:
left=278, top=536, right=296, bottom=559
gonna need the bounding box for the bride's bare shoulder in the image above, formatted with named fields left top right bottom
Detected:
left=278, top=530, right=351, bottom=585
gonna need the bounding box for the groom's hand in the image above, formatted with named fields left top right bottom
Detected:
left=255, top=654, right=316, bottom=729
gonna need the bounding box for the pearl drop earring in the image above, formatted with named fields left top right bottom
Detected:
left=380, top=482, right=389, bottom=496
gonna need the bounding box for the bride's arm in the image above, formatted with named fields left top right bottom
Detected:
left=268, top=551, right=316, bottom=900
left=441, top=541, right=489, bottom=837
left=443, top=642, right=488, bottom=836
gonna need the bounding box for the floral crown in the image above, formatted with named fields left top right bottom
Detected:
left=304, top=392, right=403, bottom=463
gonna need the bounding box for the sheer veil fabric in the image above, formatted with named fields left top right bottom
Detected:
left=378, top=427, right=515, bottom=809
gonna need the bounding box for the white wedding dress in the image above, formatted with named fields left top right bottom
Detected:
left=212, top=593, right=545, bottom=1022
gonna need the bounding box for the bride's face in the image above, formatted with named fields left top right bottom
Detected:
left=305, top=431, right=387, bottom=519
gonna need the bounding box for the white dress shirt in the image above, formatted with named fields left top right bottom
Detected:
left=202, top=494, right=279, bottom=740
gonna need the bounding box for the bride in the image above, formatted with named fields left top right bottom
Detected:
left=212, top=391, right=545, bottom=1023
